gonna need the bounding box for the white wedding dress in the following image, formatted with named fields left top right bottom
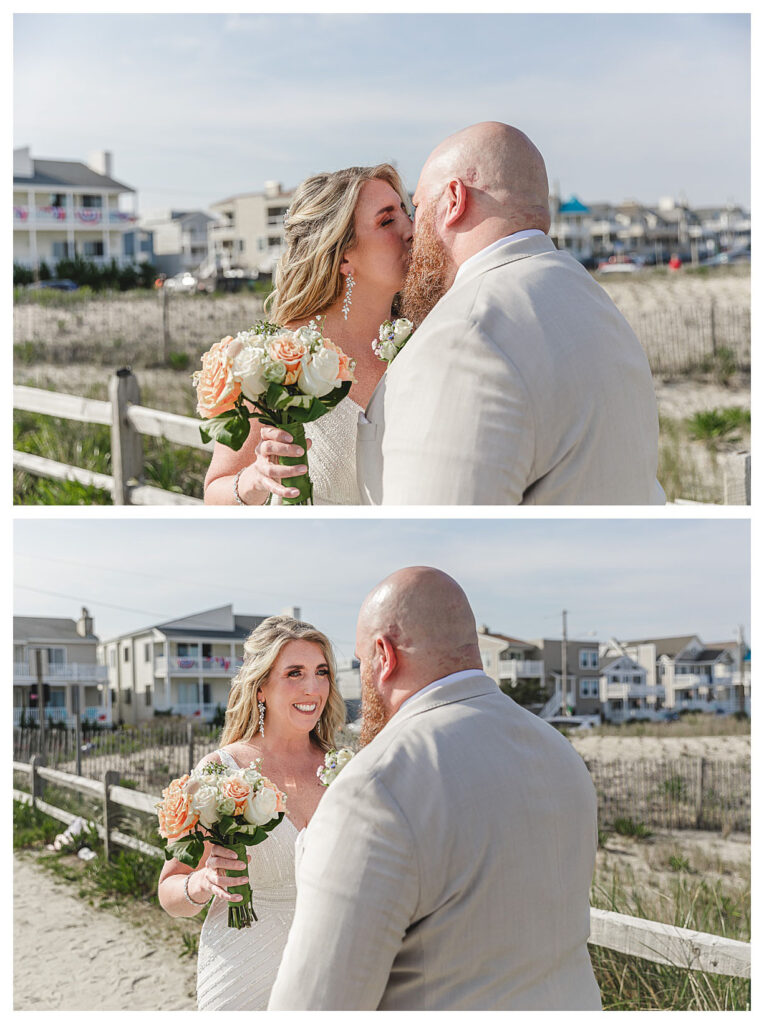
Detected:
left=196, top=749, right=304, bottom=1010
left=302, top=397, right=363, bottom=505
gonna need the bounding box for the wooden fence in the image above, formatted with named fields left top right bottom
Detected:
left=633, top=303, right=750, bottom=376
left=13, top=725, right=751, bottom=834
left=13, top=370, right=209, bottom=505
left=584, top=757, right=751, bottom=833
left=12, top=759, right=750, bottom=980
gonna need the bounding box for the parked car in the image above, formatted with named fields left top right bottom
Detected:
left=661, top=710, right=680, bottom=722
left=28, top=278, right=79, bottom=291
left=700, top=246, right=751, bottom=267
left=163, top=271, right=198, bottom=293
left=596, top=254, right=644, bottom=274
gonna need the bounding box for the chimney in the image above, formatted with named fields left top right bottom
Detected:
left=76, top=607, right=94, bottom=637
left=280, top=605, right=301, bottom=621
left=14, top=146, right=33, bottom=178
left=264, top=180, right=282, bottom=199
left=88, top=150, right=113, bottom=177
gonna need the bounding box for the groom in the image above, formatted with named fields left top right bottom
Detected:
left=357, top=122, right=664, bottom=504
left=268, top=567, right=602, bottom=1010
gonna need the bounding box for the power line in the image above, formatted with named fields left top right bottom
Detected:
left=15, top=584, right=170, bottom=620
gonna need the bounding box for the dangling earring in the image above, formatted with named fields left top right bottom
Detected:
left=342, top=272, right=355, bottom=321
left=258, top=699, right=266, bottom=737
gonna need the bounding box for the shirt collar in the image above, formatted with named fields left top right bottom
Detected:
left=454, top=229, right=546, bottom=284
left=397, top=669, right=487, bottom=713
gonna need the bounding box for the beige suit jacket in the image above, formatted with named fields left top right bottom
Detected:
left=357, top=234, right=664, bottom=504
left=267, top=673, right=602, bottom=1010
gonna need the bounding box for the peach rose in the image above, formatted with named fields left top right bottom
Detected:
left=219, top=775, right=253, bottom=812
left=194, top=336, right=241, bottom=418
left=157, top=775, right=200, bottom=841
left=324, top=338, right=356, bottom=383
left=268, top=333, right=307, bottom=386
left=260, top=777, right=288, bottom=814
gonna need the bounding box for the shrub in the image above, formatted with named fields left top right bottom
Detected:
left=613, top=817, right=653, bottom=840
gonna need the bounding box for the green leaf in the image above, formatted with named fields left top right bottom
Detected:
left=166, top=833, right=205, bottom=868
left=199, top=409, right=252, bottom=451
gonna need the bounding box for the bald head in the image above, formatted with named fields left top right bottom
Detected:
left=357, top=567, right=481, bottom=681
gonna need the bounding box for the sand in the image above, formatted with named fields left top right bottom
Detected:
left=13, top=853, right=197, bottom=1011
left=570, top=732, right=750, bottom=763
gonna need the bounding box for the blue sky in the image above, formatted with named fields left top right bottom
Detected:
left=13, top=518, right=750, bottom=662
left=13, top=12, right=750, bottom=214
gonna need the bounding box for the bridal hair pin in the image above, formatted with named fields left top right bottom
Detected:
left=342, top=271, right=355, bottom=321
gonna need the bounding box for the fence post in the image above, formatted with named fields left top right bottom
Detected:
left=695, top=757, right=707, bottom=828
left=162, top=284, right=171, bottom=364
left=31, top=754, right=46, bottom=809
left=723, top=453, right=751, bottom=506
left=187, top=721, right=195, bottom=774
left=103, top=769, right=120, bottom=861
left=109, top=368, right=143, bottom=505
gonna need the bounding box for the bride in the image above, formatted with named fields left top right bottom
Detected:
left=157, top=615, right=346, bottom=1009
left=203, top=164, right=413, bottom=505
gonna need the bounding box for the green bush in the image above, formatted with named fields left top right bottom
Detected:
left=13, top=262, right=34, bottom=287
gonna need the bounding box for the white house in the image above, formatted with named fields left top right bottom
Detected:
left=598, top=641, right=664, bottom=723
left=13, top=147, right=138, bottom=272
left=140, top=209, right=215, bottom=276
left=13, top=608, right=110, bottom=727
left=206, top=181, right=294, bottom=277
left=99, top=604, right=271, bottom=725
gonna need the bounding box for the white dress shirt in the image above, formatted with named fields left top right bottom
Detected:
left=397, top=669, right=486, bottom=713
left=454, top=229, right=546, bottom=284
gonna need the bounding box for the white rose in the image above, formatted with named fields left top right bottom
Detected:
left=375, top=338, right=398, bottom=361
left=335, top=748, right=354, bottom=768
left=218, top=796, right=236, bottom=817
left=192, top=785, right=221, bottom=828
left=297, top=346, right=340, bottom=397
left=293, top=325, right=322, bottom=347
left=243, top=785, right=279, bottom=825
left=392, top=318, right=413, bottom=344
left=232, top=343, right=268, bottom=401
left=241, top=765, right=262, bottom=787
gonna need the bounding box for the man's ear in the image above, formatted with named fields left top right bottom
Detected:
left=442, top=177, right=469, bottom=229
left=375, top=634, right=398, bottom=684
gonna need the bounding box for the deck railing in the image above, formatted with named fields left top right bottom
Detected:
left=12, top=759, right=750, bottom=980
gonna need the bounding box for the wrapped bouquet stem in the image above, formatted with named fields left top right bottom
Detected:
left=193, top=319, right=356, bottom=506
left=225, top=839, right=257, bottom=928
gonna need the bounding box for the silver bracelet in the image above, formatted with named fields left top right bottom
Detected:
left=184, top=872, right=209, bottom=907
left=233, top=468, right=247, bottom=505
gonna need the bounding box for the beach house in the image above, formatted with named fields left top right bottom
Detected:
left=13, top=608, right=110, bottom=726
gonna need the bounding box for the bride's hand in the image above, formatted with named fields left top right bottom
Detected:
left=187, top=846, right=251, bottom=903
left=237, top=426, right=313, bottom=503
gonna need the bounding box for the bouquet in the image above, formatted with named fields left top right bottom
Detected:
left=316, top=747, right=355, bottom=787
left=372, top=317, right=414, bottom=363
left=156, top=760, right=287, bottom=928
left=193, top=319, right=355, bottom=505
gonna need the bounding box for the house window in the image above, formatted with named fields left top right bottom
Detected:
left=109, top=648, right=116, bottom=667
left=46, top=648, right=65, bottom=666
left=145, top=685, right=152, bottom=707
left=202, top=683, right=211, bottom=704
left=178, top=681, right=197, bottom=704
left=82, top=240, right=105, bottom=257
left=202, top=644, right=212, bottom=659
left=124, top=687, right=132, bottom=705
left=50, top=193, right=66, bottom=207
left=579, top=650, right=598, bottom=669
left=144, top=643, right=151, bottom=663
left=52, top=241, right=74, bottom=259
left=81, top=194, right=103, bottom=208
left=580, top=678, right=598, bottom=698
left=123, top=647, right=130, bottom=662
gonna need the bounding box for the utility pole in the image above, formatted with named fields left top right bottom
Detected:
left=736, top=625, right=746, bottom=714
left=561, top=609, right=568, bottom=716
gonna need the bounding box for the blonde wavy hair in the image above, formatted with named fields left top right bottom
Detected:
left=220, top=615, right=345, bottom=751
left=265, top=163, right=409, bottom=324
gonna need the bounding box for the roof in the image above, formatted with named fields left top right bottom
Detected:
left=13, top=157, right=134, bottom=193
left=676, top=647, right=728, bottom=665
left=625, top=635, right=699, bottom=658
left=559, top=196, right=590, bottom=214
left=14, top=615, right=97, bottom=643
left=482, top=631, right=533, bottom=647
left=600, top=654, right=642, bottom=672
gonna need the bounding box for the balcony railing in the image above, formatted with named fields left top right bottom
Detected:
left=603, top=683, right=665, bottom=700
left=13, top=662, right=109, bottom=684
left=154, top=656, right=242, bottom=675
left=14, top=705, right=111, bottom=727
left=498, top=659, right=544, bottom=682
left=153, top=702, right=220, bottom=721
left=13, top=205, right=136, bottom=226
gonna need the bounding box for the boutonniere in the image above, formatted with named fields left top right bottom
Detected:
left=316, top=748, right=355, bottom=786
left=372, top=318, right=414, bottom=364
